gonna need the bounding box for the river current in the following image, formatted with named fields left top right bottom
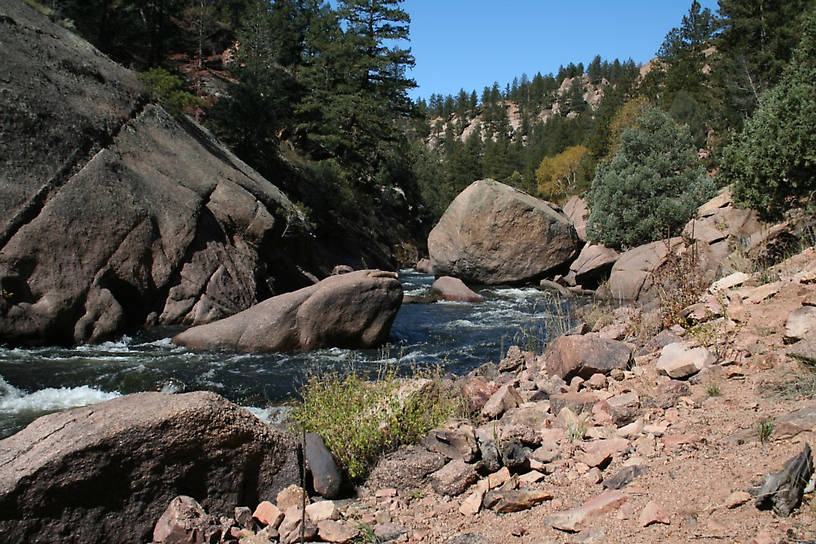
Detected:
left=0, top=270, right=573, bottom=437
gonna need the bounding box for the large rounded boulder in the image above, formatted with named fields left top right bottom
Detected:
left=0, top=391, right=299, bottom=544
left=428, top=180, right=579, bottom=285
left=173, top=269, right=402, bottom=352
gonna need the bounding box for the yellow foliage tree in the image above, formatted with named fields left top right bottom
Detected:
left=536, top=145, right=588, bottom=202
left=606, top=96, right=651, bottom=159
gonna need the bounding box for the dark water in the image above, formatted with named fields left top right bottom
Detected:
left=0, top=270, right=573, bottom=437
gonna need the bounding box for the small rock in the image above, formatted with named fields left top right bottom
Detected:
left=604, top=392, right=640, bottom=426
left=603, top=465, right=646, bottom=490
left=461, top=377, right=499, bottom=414
left=278, top=507, right=317, bottom=544
left=586, top=373, right=607, bottom=390
left=430, top=459, right=479, bottom=496
left=305, top=500, right=340, bottom=523
left=710, top=272, right=751, bottom=293
left=234, top=506, right=253, bottom=529
left=746, top=282, right=780, bottom=304
left=519, top=470, right=546, bottom=485
left=575, top=438, right=629, bottom=468
left=550, top=391, right=599, bottom=416
left=423, top=419, right=479, bottom=462
left=724, top=491, right=751, bottom=509
left=785, top=306, right=816, bottom=342
left=488, top=466, right=512, bottom=489
left=639, top=501, right=670, bottom=526
left=317, top=519, right=359, bottom=543
left=373, top=522, right=408, bottom=541
left=276, top=485, right=310, bottom=513
left=459, top=486, right=487, bottom=516
left=153, top=496, right=221, bottom=544
left=548, top=490, right=628, bottom=532
left=660, top=433, right=702, bottom=449
left=656, top=342, right=716, bottom=379
left=655, top=380, right=691, bottom=408
left=483, top=488, right=554, bottom=513
left=753, top=443, right=814, bottom=517
left=481, top=384, right=523, bottom=419
left=252, top=501, right=284, bottom=529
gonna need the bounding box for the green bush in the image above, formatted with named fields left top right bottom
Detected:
left=290, top=366, right=460, bottom=480
left=137, top=68, right=201, bottom=116
left=719, top=7, right=816, bottom=220
left=586, top=106, right=715, bottom=249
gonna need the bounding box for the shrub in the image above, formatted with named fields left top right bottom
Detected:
left=586, top=106, right=715, bottom=249
left=137, top=68, right=202, bottom=116
left=290, top=365, right=460, bottom=480
left=536, top=145, right=588, bottom=202
left=719, top=6, right=816, bottom=220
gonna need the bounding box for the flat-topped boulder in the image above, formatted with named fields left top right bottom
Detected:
left=606, top=238, right=682, bottom=302
left=428, top=180, right=579, bottom=285
left=173, top=269, right=402, bottom=352
left=0, top=392, right=299, bottom=544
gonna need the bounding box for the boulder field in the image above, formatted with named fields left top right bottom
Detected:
left=172, top=269, right=403, bottom=352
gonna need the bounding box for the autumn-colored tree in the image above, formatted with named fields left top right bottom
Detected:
left=536, top=145, right=588, bottom=202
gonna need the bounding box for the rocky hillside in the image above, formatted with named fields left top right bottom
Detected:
left=426, top=75, right=610, bottom=148
left=0, top=1, right=365, bottom=345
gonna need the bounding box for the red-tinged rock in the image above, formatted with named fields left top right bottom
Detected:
left=481, top=384, right=522, bottom=419
left=550, top=391, right=600, bottom=417
left=575, top=438, right=629, bottom=468
left=461, top=377, right=499, bottom=414
left=459, top=486, right=487, bottom=516
left=639, top=501, right=670, bottom=526
left=660, top=433, right=703, bottom=449
left=548, top=490, right=628, bottom=532
left=278, top=507, right=317, bottom=544
left=305, top=500, right=340, bottom=523
left=252, top=501, right=284, bottom=529
left=153, top=496, right=221, bottom=544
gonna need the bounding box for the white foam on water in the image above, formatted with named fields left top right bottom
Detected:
left=242, top=405, right=292, bottom=425
left=75, top=336, right=133, bottom=353
left=0, top=375, right=120, bottom=415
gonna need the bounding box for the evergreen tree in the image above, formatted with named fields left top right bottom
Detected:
left=716, top=0, right=809, bottom=117
left=586, top=107, right=715, bottom=249
left=720, top=5, right=816, bottom=219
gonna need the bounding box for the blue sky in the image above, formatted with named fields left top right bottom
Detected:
left=403, top=0, right=719, bottom=100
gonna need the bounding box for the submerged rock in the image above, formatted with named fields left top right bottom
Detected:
left=172, top=270, right=402, bottom=352
left=428, top=179, right=579, bottom=285
left=0, top=391, right=298, bottom=544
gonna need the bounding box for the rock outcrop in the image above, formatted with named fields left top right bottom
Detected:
left=0, top=2, right=327, bottom=346
left=0, top=391, right=299, bottom=544
left=428, top=180, right=579, bottom=285
left=173, top=270, right=402, bottom=352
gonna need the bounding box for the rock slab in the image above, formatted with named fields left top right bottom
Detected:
left=0, top=392, right=298, bottom=544
left=173, top=270, right=402, bottom=352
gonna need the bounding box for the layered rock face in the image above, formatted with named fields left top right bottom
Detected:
left=0, top=2, right=319, bottom=345
left=173, top=269, right=403, bottom=352
left=428, top=180, right=579, bottom=285
left=0, top=391, right=299, bottom=544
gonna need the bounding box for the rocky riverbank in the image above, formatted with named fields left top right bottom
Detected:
left=156, top=244, right=816, bottom=544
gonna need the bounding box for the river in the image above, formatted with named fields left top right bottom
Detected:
left=0, top=270, right=574, bottom=438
